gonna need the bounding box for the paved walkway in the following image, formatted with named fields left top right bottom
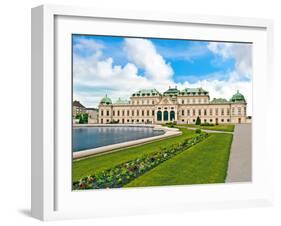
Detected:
left=226, top=124, right=252, bottom=183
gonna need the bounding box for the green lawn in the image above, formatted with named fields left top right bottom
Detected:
left=125, top=133, right=233, bottom=187
left=72, top=128, right=197, bottom=182
left=180, top=124, right=235, bottom=132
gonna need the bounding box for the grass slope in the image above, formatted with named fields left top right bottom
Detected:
left=181, top=124, right=235, bottom=132
left=73, top=128, right=196, bottom=182
left=125, top=133, right=233, bottom=187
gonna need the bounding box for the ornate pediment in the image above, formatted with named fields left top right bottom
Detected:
left=157, top=97, right=175, bottom=105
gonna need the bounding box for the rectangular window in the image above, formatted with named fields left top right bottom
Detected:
left=182, top=99, right=184, bottom=104
left=147, top=110, right=149, bottom=116
left=238, top=107, right=241, bottom=115
left=117, top=110, right=120, bottom=116
left=132, top=110, right=134, bottom=116
left=204, top=109, right=207, bottom=116
left=227, top=108, right=230, bottom=115
left=122, top=110, right=124, bottom=116
left=221, top=109, right=224, bottom=116
left=142, top=110, right=144, bottom=116
left=215, top=108, right=218, bottom=116
left=198, top=109, right=201, bottom=116
left=106, top=110, right=109, bottom=116
left=210, top=109, right=213, bottom=116
left=113, top=111, right=115, bottom=116
left=127, top=110, right=130, bottom=116
left=137, top=110, right=139, bottom=116
left=182, top=110, right=184, bottom=116
left=193, top=109, right=196, bottom=116
left=187, top=109, right=190, bottom=116
left=101, top=110, right=103, bottom=116
left=232, top=107, right=235, bottom=115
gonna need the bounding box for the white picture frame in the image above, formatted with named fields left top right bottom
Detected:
left=31, top=4, right=274, bottom=221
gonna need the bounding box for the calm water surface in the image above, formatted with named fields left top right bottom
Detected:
left=73, top=126, right=164, bottom=152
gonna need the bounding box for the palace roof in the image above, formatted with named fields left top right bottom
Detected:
left=115, top=97, right=129, bottom=105
left=181, top=87, right=209, bottom=95
left=210, top=98, right=229, bottom=104
left=132, top=88, right=161, bottom=97
left=163, top=87, right=180, bottom=96
left=230, top=90, right=246, bottom=103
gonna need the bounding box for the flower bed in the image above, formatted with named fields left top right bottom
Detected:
left=73, top=133, right=208, bottom=190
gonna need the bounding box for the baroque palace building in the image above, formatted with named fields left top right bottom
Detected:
left=98, top=87, right=248, bottom=125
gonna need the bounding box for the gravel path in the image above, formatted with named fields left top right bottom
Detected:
left=225, top=124, right=252, bottom=182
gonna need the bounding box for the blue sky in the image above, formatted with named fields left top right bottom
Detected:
left=73, top=35, right=237, bottom=82
left=72, top=34, right=252, bottom=114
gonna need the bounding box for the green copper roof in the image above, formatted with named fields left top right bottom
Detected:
left=181, top=87, right=209, bottom=95
left=230, top=90, right=246, bottom=103
left=132, top=88, right=161, bottom=97
left=211, top=98, right=229, bottom=104
left=115, top=97, right=129, bottom=105
left=163, top=87, right=180, bottom=96
left=100, top=94, right=112, bottom=105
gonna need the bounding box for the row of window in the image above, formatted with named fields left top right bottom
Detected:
left=131, top=99, right=155, bottom=105
left=99, top=118, right=233, bottom=124
left=130, top=98, right=209, bottom=105
left=100, top=107, right=246, bottom=117
left=180, top=98, right=208, bottom=104
left=100, top=109, right=155, bottom=117
left=180, top=108, right=231, bottom=117
left=100, top=118, right=152, bottom=124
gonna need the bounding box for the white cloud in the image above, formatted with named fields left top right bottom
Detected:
left=73, top=38, right=104, bottom=54
left=73, top=38, right=252, bottom=116
left=124, top=38, right=173, bottom=81
left=207, top=42, right=252, bottom=81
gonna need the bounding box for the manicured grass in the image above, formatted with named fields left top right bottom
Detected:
left=180, top=124, right=235, bottom=132
left=125, top=133, right=233, bottom=187
left=72, top=128, right=196, bottom=182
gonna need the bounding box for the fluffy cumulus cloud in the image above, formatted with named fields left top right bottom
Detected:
left=207, top=42, right=252, bottom=81
left=73, top=37, right=252, bottom=115
left=73, top=37, right=174, bottom=107
left=124, top=38, right=173, bottom=81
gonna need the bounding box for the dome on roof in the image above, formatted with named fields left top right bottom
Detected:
left=230, top=90, right=246, bottom=103
left=100, top=94, right=112, bottom=105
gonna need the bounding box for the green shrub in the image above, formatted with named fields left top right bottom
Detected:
left=195, top=128, right=201, bottom=134
left=201, top=123, right=214, bottom=127
left=195, top=116, right=201, bottom=125
left=76, top=113, right=88, bottom=124
left=165, top=121, right=177, bottom=128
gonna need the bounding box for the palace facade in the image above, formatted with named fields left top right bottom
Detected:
left=98, top=87, right=248, bottom=125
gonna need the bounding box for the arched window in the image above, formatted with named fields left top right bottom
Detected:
left=157, top=111, right=162, bottom=121
left=164, top=111, right=169, bottom=121
left=170, top=111, right=175, bottom=121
